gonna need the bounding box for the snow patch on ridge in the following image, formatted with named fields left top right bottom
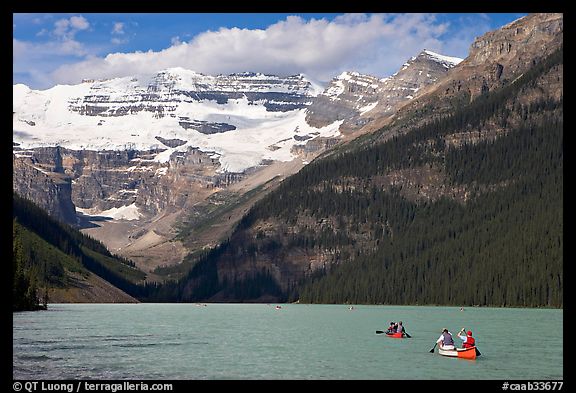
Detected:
left=358, top=101, right=378, bottom=115
left=76, top=203, right=142, bottom=221
left=422, top=50, right=463, bottom=67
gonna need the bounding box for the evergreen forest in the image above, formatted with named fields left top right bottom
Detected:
left=146, top=47, right=563, bottom=307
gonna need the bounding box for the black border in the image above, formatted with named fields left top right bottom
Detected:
left=7, top=0, right=569, bottom=13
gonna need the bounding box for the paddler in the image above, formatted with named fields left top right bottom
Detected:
left=457, top=328, right=476, bottom=348
left=436, top=328, right=455, bottom=350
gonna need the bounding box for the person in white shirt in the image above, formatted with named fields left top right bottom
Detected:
left=436, top=328, right=455, bottom=350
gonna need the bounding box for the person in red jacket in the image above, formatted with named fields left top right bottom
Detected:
left=457, top=328, right=476, bottom=348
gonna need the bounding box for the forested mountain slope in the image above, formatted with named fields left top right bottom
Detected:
left=142, top=42, right=562, bottom=307
left=13, top=194, right=146, bottom=309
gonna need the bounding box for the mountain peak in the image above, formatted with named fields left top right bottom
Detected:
left=335, top=71, right=361, bottom=81
left=162, top=66, right=204, bottom=76
left=420, top=50, right=463, bottom=67
left=305, top=48, right=461, bottom=132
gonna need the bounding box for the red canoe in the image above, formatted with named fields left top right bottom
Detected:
left=438, top=345, right=477, bottom=360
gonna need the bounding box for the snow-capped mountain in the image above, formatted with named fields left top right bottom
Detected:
left=305, top=50, right=462, bottom=133
left=12, top=49, right=465, bottom=272
left=13, top=69, right=333, bottom=173
left=13, top=51, right=462, bottom=173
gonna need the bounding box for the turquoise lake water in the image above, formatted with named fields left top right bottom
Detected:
left=13, top=303, right=563, bottom=380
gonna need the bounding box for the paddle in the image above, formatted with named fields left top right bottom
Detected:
left=429, top=343, right=437, bottom=353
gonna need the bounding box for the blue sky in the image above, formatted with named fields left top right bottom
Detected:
left=13, top=13, right=526, bottom=89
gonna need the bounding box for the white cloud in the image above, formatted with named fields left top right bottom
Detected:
left=53, top=15, right=90, bottom=41
left=111, top=37, right=128, bottom=45
left=14, top=39, right=89, bottom=89
left=13, top=37, right=89, bottom=88
left=53, top=18, right=70, bottom=37
left=14, top=37, right=87, bottom=58
left=112, top=22, right=125, bottom=35
left=70, top=16, right=90, bottom=31
left=110, top=22, right=129, bottom=45
left=16, top=13, right=502, bottom=89
left=13, top=14, right=95, bottom=88
left=50, top=14, right=466, bottom=86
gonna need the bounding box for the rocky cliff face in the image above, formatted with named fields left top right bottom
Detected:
left=69, top=70, right=318, bottom=119
left=395, top=13, right=563, bottom=122
left=454, top=13, right=562, bottom=99
left=305, top=71, right=381, bottom=132
left=465, top=13, right=563, bottom=86
left=13, top=151, right=77, bottom=224
left=305, top=50, right=462, bottom=133
left=354, top=13, right=563, bottom=140
left=12, top=70, right=334, bottom=230
left=14, top=145, right=238, bottom=218
left=12, top=142, right=249, bottom=276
